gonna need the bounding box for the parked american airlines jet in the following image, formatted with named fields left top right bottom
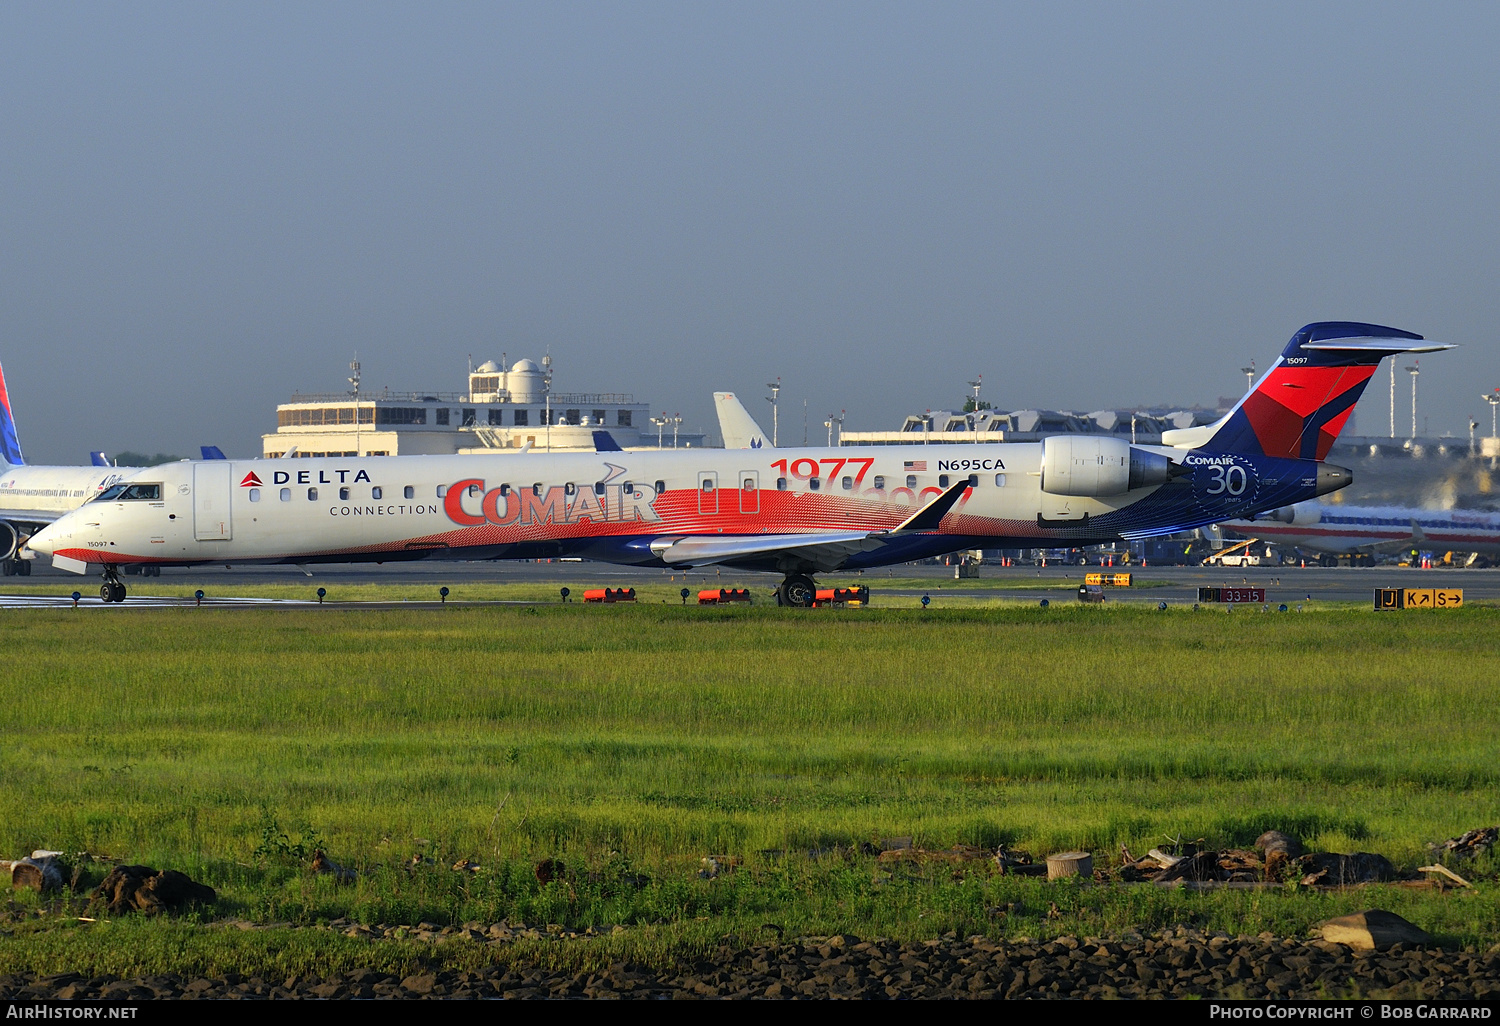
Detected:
left=0, top=361, right=143, bottom=576
left=1225, top=501, right=1500, bottom=561
left=28, top=323, right=1453, bottom=604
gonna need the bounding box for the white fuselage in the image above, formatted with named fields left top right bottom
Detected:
left=30, top=443, right=1172, bottom=570
left=1225, top=502, right=1500, bottom=557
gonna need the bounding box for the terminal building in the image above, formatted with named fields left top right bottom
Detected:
left=263, top=355, right=704, bottom=458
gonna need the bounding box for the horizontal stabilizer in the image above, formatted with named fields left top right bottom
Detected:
left=1301, top=338, right=1455, bottom=354
left=592, top=430, right=625, bottom=452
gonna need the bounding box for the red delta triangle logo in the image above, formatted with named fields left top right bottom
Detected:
left=240, top=471, right=263, bottom=488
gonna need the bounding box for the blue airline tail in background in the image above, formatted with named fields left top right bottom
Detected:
left=0, top=360, right=25, bottom=467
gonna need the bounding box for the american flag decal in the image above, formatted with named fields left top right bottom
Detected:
left=903, top=460, right=927, bottom=471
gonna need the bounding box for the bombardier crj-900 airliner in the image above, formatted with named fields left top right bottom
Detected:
left=29, top=323, right=1453, bottom=605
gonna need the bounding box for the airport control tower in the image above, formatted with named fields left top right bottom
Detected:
left=262, top=355, right=704, bottom=458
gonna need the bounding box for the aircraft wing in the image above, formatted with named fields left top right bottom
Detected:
left=0, top=507, right=62, bottom=527
left=649, top=531, right=888, bottom=571
left=648, top=479, right=974, bottom=570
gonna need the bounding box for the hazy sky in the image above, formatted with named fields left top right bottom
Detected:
left=2, top=2, right=1496, bottom=462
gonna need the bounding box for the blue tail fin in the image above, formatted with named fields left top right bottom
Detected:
left=0, top=360, right=25, bottom=466
left=593, top=430, right=625, bottom=452
left=1202, top=322, right=1453, bottom=460
left=200, top=445, right=227, bottom=460
left=90, top=451, right=110, bottom=467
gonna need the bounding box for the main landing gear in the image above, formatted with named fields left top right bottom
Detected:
left=99, top=568, right=127, bottom=603
left=776, top=574, right=817, bottom=608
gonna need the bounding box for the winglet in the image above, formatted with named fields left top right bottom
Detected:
left=200, top=445, right=227, bottom=460
left=593, top=430, right=625, bottom=452
left=891, top=478, right=970, bottom=532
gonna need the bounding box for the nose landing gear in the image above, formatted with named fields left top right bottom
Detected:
left=99, top=568, right=127, bottom=603
left=776, top=574, right=817, bottom=607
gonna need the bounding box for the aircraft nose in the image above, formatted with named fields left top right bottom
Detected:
left=26, top=523, right=59, bottom=556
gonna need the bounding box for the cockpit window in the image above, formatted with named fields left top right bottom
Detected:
left=97, top=483, right=162, bottom=501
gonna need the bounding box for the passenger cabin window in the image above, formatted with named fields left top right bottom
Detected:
left=435, top=485, right=447, bottom=498
left=532, top=483, right=542, bottom=496
left=994, top=474, right=1007, bottom=487
left=776, top=477, right=787, bottom=490
left=701, top=479, right=714, bottom=492
left=372, top=487, right=383, bottom=499
left=308, top=487, right=318, bottom=500
left=841, top=476, right=853, bottom=490
left=565, top=482, right=577, bottom=496
left=403, top=486, right=414, bottom=499
left=939, top=474, right=950, bottom=488
left=906, top=475, right=917, bottom=489
left=967, top=474, right=978, bottom=487
left=339, top=487, right=350, bottom=500
left=653, top=480, right=665, bottom=494
left=593, top=482, right=605, bottom=495
left=873, top=475, right=885, bottom=490
left=467, top=484, right=480, bottom=497
left=743, top=478, right=755, bottom=492
left=248, top=488, right=261, bottom=502
left=498, top=484, right=510, bottom=496
left=280, top=488, right=291, bottom=502
left=809, top=478, right=820, bottom=491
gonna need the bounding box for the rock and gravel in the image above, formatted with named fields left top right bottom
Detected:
left=5, top=929, right=1499, bottom=999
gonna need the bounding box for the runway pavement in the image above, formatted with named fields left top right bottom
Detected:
left=3, top=558, right=1496, bottom=609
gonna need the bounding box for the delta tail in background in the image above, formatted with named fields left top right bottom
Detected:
left=27, top=323, right=1454, bottom=604
left=0, top=360, right=145, bottom=576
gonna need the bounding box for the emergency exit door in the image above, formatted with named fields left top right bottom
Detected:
left=193, top=462, right=233, bottom=541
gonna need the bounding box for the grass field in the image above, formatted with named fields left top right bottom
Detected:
left=2, top=601, right=1497, bottom=976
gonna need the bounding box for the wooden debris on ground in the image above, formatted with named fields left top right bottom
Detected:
left=2, top=852, right=67, bottom=892
left=94, top=865, right=216, bottom=915
left=1428, top=826, right=1498, bottom=860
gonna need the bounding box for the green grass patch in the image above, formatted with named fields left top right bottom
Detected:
left=2, top=601, right=1497, bottom=973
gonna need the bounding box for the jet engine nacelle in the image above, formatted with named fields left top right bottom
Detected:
left=0, top=521, right=17, bottom=561
left=1265, top=502, right=1321, bottom=526
left=1039, top=436, right=1175, bottom=496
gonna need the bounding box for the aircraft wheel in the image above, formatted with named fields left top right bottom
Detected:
left=100, top=583, right=114, bottom=603
left=114, top=582, right=127, bottom=602
left=18, top=560, right=30, bottom=576
left=1, top=561, right=11, bottom=577
left=779, top=575, right=817, bottom=608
